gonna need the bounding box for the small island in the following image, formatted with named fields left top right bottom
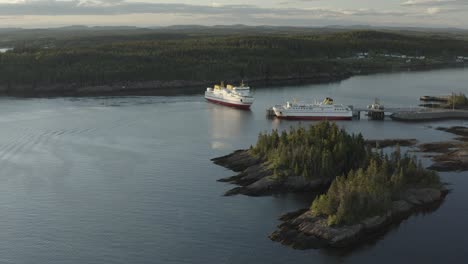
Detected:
left=213, top=122, right=447, bottom=248
left=213, top=122, right=371, bottom=196
left=270, top=153, right=446, bottom=248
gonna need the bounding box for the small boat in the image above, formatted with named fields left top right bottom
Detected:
left=205, top=81, right=254, bottom=109
left=272, top=98, right=353, bottom=120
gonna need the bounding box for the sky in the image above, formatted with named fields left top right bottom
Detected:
left=0, top=0, right=467, bottom=28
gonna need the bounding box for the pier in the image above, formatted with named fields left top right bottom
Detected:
left=420, top=95, right=450, bottom=103
left=267, top=105, right=428, bottom=121
left=265, top=97, right=468, bottom=122
left=352, top=107, right=422, bottom=120
left=391, top=109, right=468, bottom=121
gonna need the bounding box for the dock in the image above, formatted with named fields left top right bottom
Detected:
left=266, top=99, right=425, bottom=121
left=391, top=109, right=468, bottom=121
left=420, top=95, right=450, bottom=103
left=264, top=96, right=468, bottom=122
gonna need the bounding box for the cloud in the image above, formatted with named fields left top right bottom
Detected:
left=402, top=0, right=468, bottom=6
left=0, top=0, right=415, bottom=17
left=0, top=0, right=466, bottom=28
left=400, top=0, right=467, bottom=17
left=426, top=7, right=441, bottom=14
left=400, top=0, right=467, bottom=16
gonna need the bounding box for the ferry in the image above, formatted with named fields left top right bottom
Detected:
left=272, top=98, right=353, bottom=120
left=205, top=82, right=254, bottom=109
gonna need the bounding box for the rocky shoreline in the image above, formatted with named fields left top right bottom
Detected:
left=213, top=149, right=449, bottom=249
left=270, top=187, right=448, bottom=249
left=417, top=126, right=468, bottom=171
left=212, top=139, right=418, bottom=196
left=365, top=139, right=418, bottom=148
left=212, top=150, right=331, bottom=196
left=213, top=133, right=450, bottom=250
left=213, top=139, right=419, bottom=196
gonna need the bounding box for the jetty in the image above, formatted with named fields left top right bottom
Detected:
left=352, top=107, right=420, bottom=120
left=267, top=105, right=425, bottom=121
left=420, top=95, right=450, bottom=103
left=266, top=97, right=468, bottom=122
left=391, top=109, right=468, bottom=121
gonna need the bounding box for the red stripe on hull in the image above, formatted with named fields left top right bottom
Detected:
left=206, top=98, right=251, bottom=110
left=277, top=116, right=352, bottom=121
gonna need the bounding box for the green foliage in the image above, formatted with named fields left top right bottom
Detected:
left=448, top=93, right=468, bottom=108
left=310, top=152, right=441, bottom=226
left=0, top=30, right=467, bottom=89
left=251, top=122, right=368, bottom=180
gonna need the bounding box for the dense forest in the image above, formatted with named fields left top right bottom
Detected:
left=251, top=122, right=368, bottom=179
left=250, top=122, right=441, bottom=226
left=311, top=152, right=440, bottom=226
left=0, top=27, right=467, bottom=95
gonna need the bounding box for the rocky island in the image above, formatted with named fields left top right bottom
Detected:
left=213, top=122, right=447, bottom=249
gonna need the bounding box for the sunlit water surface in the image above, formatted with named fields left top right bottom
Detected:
left=0, top=68, right=467, bottom=263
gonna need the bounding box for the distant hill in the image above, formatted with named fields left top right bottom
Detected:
left=0, top=25, right=467, bottom=97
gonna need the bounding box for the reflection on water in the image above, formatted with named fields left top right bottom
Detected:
left=207, top=104, right=254, bottom=150
left=320, top=197, right=448, bottom=258
left=0, top=68, right=466, bottom=263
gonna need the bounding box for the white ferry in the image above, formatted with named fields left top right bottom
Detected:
left=205, top=82, right=254, bottom=109
left=272, top=98, right=353, bottom=120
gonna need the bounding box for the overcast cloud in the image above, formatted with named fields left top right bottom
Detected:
left=0, top=0, right=466, bottom=28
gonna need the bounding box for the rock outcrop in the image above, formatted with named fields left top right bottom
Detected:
left=365, top=139, right=418, bottom=148
left=416, top=126, right=468, bottom=171
left=270, top=187, right=448, bottom=249
left=212, top=150, right=331, bottom=196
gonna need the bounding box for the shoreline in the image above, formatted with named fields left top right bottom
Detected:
left=0, top=63, right=464, bottom=98
left=270, top=187, right=448, bottom=249
left=212, top=150, right=332, bottom=196
left=213, top=137, right=448, bottom=249
left=213, top=138, right=419, bottom=196
left=417, top=126, right=468, bottom=171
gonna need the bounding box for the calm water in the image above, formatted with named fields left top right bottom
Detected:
left=0, top=68, right=467, bottom=263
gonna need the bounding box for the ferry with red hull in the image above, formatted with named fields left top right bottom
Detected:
left=272, top=98, right=353, bottom=120
left=205, top=82, right=254, bottom=109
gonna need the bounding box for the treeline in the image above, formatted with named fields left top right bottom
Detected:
left=448, top=93, right=468, bottom=108
left=251, top=121, right=441, bottom=227
left=0, top=30, right=467, bottom=91
left=251, top=122, right=368, bottom=179
left=311, top=150, right=440, bottom=226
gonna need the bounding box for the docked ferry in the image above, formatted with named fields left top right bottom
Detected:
left=205, top=82, right=254, bottom=109
left=272, top=98, right=353, bottom=120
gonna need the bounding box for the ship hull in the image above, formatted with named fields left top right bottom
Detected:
left=272, top=99, right=352, bottom=121
left=205, top=97, right=252, bottom=109
left=276, top=115, right=352, bottom=120
left=273, top=107, right=352, bottom=120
